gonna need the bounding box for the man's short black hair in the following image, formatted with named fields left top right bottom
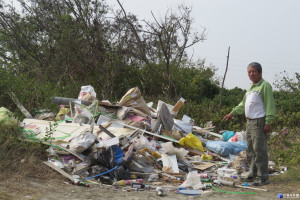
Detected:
left=248, top=62, right=262, bottom=73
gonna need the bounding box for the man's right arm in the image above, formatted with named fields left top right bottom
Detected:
left=223, top=93, right=246, bottom=121
left=230, top=94, right=246, bottom=116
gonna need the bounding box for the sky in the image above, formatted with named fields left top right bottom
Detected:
left=113, top=0, right=300, bottom=90
left=6, top=0, right=300, bottom=90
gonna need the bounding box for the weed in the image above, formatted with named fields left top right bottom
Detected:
left=0, top=125, right=51, bottom=179
left=44, top=122, right=58, bottom=145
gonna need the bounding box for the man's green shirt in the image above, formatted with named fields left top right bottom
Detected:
left=231, top=78, right=276, bottom=124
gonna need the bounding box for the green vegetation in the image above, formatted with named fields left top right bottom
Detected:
left=0, top=124, right=49, bottom=178
left=0, top=0, right=299, bottom=176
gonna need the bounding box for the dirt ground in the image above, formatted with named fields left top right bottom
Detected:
left=0, top=174, right=299, bottom=200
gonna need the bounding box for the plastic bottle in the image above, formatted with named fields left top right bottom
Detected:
left=131, top=183, right=150, bottom=189
left=115, top=179, right=143, bottom=186
left=115, top=180, right=126, bottom=186
left=200, top=178, right=213, bottom=183
left=199, top=173, right=211, bottom=179
left=72, top=179, right=90, bottom=187
left=156, top=187, right=164, bottom=196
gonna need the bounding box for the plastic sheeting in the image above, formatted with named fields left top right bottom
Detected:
left=206, top=141, right=247, bottom=157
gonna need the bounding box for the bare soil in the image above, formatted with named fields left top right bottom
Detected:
left=0, top=174, right=299, bottom=200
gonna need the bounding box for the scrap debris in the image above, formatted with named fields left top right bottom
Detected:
left=15, top=85, right=285, bottom=195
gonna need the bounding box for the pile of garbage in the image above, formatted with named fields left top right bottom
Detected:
left=5, top=85, right=286, bottom=196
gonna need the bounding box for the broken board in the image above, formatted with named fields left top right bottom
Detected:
left=193, top=161, right=216, bottom=170
left=43, top=161, right=73, bottom=181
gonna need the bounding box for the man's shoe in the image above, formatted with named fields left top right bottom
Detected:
left=243, top=176, right=255, bottom=182
left=252, top=178, right=270, bottom=186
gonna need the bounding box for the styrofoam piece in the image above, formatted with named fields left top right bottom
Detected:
left=96, top=115, right=123, bottom=128
left=161, top=142, right=188, bottom=159
left=182, top=115, right=193, bottom=124
left=157, top=100, right=178, bottom=116
left=102, top=137, right=119, bottom=147
left=173, top=119, right=193, bottom=134
left=161, top=153, right=179, bottom=173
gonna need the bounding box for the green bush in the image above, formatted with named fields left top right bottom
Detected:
left=268, top=129, right=300, bottom=166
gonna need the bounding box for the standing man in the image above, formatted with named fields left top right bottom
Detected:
left=223, top=62, right=276, bottom=186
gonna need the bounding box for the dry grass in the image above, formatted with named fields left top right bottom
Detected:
left=0, top=125, right=59, bottom=180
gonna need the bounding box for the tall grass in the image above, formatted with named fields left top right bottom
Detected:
left=0, top=124, right=54, bottom=179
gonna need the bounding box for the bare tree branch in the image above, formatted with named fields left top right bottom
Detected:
left=116, top=0, right=158, bottom=74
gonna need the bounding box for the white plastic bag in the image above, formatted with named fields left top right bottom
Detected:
left=179, top=171, right=201, bottom=188
left=72, top=103, right=94, bottom=124
left=237, top=131, right=246, bottom=142
left=69, top=130, right=96, bottom=153
left=161, top=142, right=188, bottom=159
left=78, top=85, right=97, bottom=100
left=132, top=135, right=155, bottom=151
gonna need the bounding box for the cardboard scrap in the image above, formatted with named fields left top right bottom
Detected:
left=118, top=87, right=151, bottom=116
left=193, top=161, right=216, bottom=170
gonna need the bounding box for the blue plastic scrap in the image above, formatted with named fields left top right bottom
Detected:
left=112, top=145, right=124, bottom=164
left=222, top=131, right=235, bottom=141
left=206, top=141, right=247, bottom=157
left=242, top=182, right=251, bottom=186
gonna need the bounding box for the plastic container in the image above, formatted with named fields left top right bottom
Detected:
left=217, top=167, right=239, bottom=181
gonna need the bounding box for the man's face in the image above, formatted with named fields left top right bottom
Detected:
left=248, top=67, right=262, bottom=84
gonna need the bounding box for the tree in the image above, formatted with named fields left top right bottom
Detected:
left=0, top=0, right=214, bottom=111
left=274, top=71, right=300, bottom=92
left=116, top=1, right=206, bottom=96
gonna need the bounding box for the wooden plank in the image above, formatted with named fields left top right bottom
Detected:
left=72, top=165, right=90, bottom=175
left=167, top=172, right=185, bottom=177
left=152, top=116, right=162, bottom=133
left=9, top=92, right=33, bottom=118
left=56, top=145, right=84, bottom=162
left=98, top=124, right=116, bottom=138
left=193, top=126, right=222, bottom=138
left=177, top=157, right=193, bottom=168
left=96, top=122, right=111, bottom=136
left=235, top=185, right=268, bottom=191
left=43, top=161, right=74, bottom=181
left=24, top=137, right=84, bottom=162
left=159, top=103, right=174, bottom=132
